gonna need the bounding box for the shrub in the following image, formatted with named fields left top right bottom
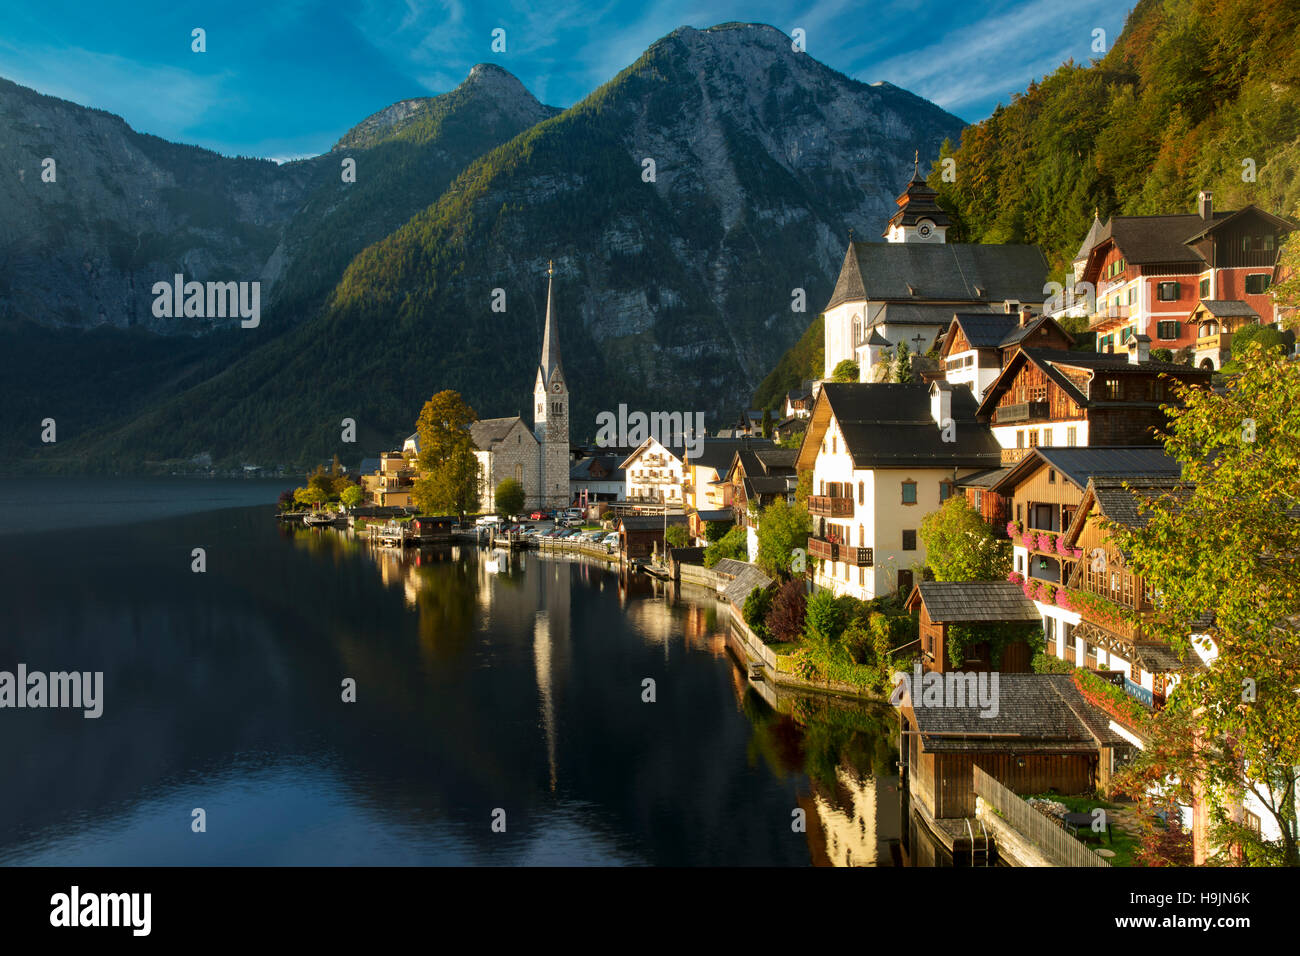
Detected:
left=766, top=579, right=807, bottom=643
left=665, top=524, right=689, bottom=549
left=744, top=587, right=773, bottom=641
left=704, top=524, right=747, bottom=567
left=803, top=590, right=852, bottom=645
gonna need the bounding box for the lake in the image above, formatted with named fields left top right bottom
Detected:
left=0, top=481, right=904, bottom=865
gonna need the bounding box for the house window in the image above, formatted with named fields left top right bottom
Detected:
left=1016, top=430, right=1025, bottom=449
left=1199, top=277, right=1210, bottom=298
left=858, top=481, right=864, bottom=505
left=832, top=435, right=837, bottom=453
left=1101, top=377, right=1121, bottom=400
left=1067, top=426, right=1078, bottom=446
left=1157, top=320, right=1180, bottom=340
left=902, top=529, right=917, bottom=551
left=1156, top=281, right=1180, bottom=301
left=1127, top=287, right=1137, bottom=305
left=973, top=490, right=983, bottom=509
left=1041, top=429, right=1052, bottom=448
left=939, top=482, right=952, bottom=502
left=897, top=569, right=914, bottom=594
left=901, top=481, right=917, bottom=504
left=1017, top=555, right=1024, bottom=573
left=1245, top=274, right=1271, bottom=295
left=1028, top=430, right=1039, bottom=447
left=1264, top=234, right=1275, bottom=253
left=1120, top=326, right=1133, bottom=343
left=1048, top=468, right=1056, bottom=483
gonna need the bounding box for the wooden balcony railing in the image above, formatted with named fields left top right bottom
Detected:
left=995, top=401, right=1050, bottom=424
left=1089, top=303, right=1130, bottom=330
left=1000, top=447, right=1031, bottom=465
left=1195, top=332, right=1232, bottom=353
left=808, top=495, right=853, bottom=517
left=808, top=537, right=837, bottom=562
left=843, top=546, right=873, bottom=567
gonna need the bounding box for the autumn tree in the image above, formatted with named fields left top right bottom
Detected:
left=1109, top=344, right=1300, bottom=866
left=919, top=496, right=1012, bottom=581
left=411, top=391, right=479, bottom=516
left=831, top=359, right=859, bottom=383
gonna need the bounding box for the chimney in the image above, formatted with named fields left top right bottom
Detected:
left=930, top=382, right=952, bottom=426
left=1128, top=333, right=1151, bottom=365
left=1020, top=305, right=1032, bottom=327
left=1198, top=190, right=1213, bottom=221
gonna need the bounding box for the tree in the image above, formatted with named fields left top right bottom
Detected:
left=831, top=359, right=859, bottom=383
left=495, top=478, right=526, bottom=517
left=803, top=590, right=852, bottom=646
left=703, top=523, right=747, bottom=567
left=412, top=391, right=479, bottom=516
left=1221, top=323, right=1286, bottom=372
left=1109, top=345, right=1300, bottom=866
left=755, top=499, right=812, bottom=579
left=665, top=524, right=689, bottom=549
left=744, top=586, right=773, bottom=640
left=415, top=390, right=478, bottom=473
left=278, top=489, right=295, bottom=511
left=765, top=578, right=807, bottom=644
left=760, top=408, right=773, bottom=438
left=1272, top=214, right=1300, bottom=332
left=892, top=341, right=913, bottom=383
left=306, top=465, right=334, bottom=505
left=703, top=520, right=731, bottom=543
left=919, top=496, right=1011, bottom=581
left=340, top=484, right=364, bottom=509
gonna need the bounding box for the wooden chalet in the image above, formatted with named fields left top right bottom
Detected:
left=975, top=346, right=1212, bottom=465
left=898, top=673, right=1129, bottom=819
left=1056, top=476, right=1205, bottom=709
left=724, top=446, right=797, bottom=528
left=938, top=309, right=1074, bottom=402
left=905, top=581, right=1040, bottom=673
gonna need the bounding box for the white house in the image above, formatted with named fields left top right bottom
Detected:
left=796, top=381, right=1002, bottom=600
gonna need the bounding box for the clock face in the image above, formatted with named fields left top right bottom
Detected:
left=917, top=220, right=933, bottom=238
left=551, top=381, right=562, bottom=393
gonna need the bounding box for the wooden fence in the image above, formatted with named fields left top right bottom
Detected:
left=973, top=766, right=1111, bottom=868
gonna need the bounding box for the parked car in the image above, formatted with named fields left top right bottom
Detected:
left=529, top=510, right=550, bottom=520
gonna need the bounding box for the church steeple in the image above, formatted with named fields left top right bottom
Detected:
left=884, top=150, right=950, bottom=243
left=539, top=259, right=563, bottom=386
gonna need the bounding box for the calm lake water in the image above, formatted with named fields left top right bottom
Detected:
left=0, top=481, right=904, bottom=865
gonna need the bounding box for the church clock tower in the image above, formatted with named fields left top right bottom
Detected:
left=533, top=261, right=570, bottom=509
left=884, top=151, right=951, bottom=244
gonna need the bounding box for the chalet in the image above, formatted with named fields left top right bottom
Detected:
left=618, top=513, right=689, bottom=561
left=990, top=446, right=1185, bottom=686
left=905, top=581, right=1041, bottom=673
left=784, top=386, right=814, bottom=420
left=937, top=309, right=1074, bottom=402
left=823, top=161, right=1049, bottom=381
left=687, top=509, right=734, bottom=544
left=974, top=346, right=1212, bottom=465
left=1187, top=299, right=1261, bottom=371
left=723, top=446, right=798, bottom=559
left=1055, top=476, right=1205, bottom=709
left=773, top=415, right=809, bottom=443
left=796, top=381, right=1001, bottom=600
left=618, top=438, right=686, bottom=506
left=682, top=436, right=774, bottom=512
left=898, top=673, right=1130, bottom=820
left=1077, top=191, right=1295, bottom=356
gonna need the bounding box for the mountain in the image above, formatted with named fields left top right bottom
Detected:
left=48, top=23, right=963, bottom=470
left=752, top=0, right=1300, bottom=408
left=0, top=65, right=558, bottom=468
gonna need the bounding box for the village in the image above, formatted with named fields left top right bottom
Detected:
left=283, top=164, right=1299, bottom=868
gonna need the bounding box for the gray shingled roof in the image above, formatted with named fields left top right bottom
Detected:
left=687, top=437, right=774, bottom=473
left=754, top=448, right=798, bottom=471
left=712, top=558, right=751, bottom=578
left=826, top=242, right=1049, bottom=311
left=821, top=382, right=1001, bottom=468
left=957, top=467, right=1010, bottom=488
left=992, top=446, right=1181, bottom=495
left=1198, top=299, right=1261, bottom=318
left=723, top=563, right=774, bottom=609
left=914, top=581, right=1042, bottom=623
left=1088, top=477, right=1182, bottom=529
left=950, top=312, right=1020, bottom=348
left=1073, top=213, right=1106, bottom=263
left=905, top=674, right=1126, bottom=752
left=620, top=514, right=689, bottom=531
left=470, top=416, right=526, bottom=451
left=1093, top=213, right=1229, bottom=266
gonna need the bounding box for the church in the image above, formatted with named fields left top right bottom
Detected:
left=823, top=157, right=1050, bottom=381
left=469, top=262, right=571, bottom=512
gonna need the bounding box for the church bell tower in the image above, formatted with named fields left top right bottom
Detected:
left=533, top=261, right=570, bottom=508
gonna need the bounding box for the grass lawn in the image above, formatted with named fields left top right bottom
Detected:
left=1026, top=793, right=1141, bottom=866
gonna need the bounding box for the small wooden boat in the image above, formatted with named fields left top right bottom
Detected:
left=303, top=512, right=341, bottom=527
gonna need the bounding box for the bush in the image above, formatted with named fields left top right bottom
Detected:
left=665, top=524, right=689, bottom=549
left=1151, top=348, right=1173, bottom=363
left=1032, top=650, right=1075, bottom=674
left=803, top=590, right=853, bottom=646
left=766, top=579, right=807, bottom=643
left=703, top=520, right=731, bottom=543
left=743, top=587, right=773, bottom=641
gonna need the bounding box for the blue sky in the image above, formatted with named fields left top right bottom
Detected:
left=0, top=0, right=1135, bottom=161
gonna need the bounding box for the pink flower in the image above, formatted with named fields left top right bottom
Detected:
left=1056, top=589, right=1074, bottom=611
left=1036, top=533, right=1053, bottom=552
left=1005, top=521, right=1019, bottom=537
left=1007, top=571, right=1023, bottom=585
left=1021, top=532, right=1034, bottom=548
left=1055, top=536, right=1071, bottom=556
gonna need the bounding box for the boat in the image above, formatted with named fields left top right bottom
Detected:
left=303, top=512, right=342, bottom=527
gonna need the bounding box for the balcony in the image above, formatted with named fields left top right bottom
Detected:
left=1089, top=303, right=1130, bottom=330
left=808, top=495, right=853, bottom=517
left=808, top=537, right=837, bottom=562
left=1000, top=447, right=1030, bottom=465
left=1195, top=332, right=1232, bottom=354
left=995, top=401, right=1049, bottom=424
